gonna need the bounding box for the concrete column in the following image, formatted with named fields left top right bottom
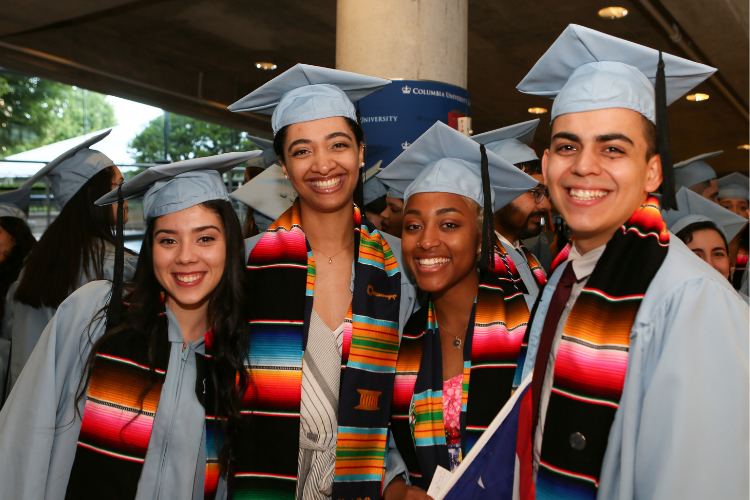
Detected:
left=336, top=0, right=468, bottom=89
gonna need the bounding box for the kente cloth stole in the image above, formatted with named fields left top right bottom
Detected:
left=391, top=239, right=529, bottom=489
left=240, top=201, right=401, bottom=500
left=493, top=242, right=547, bottom=392
left=535, top=197, right=669, bottom=500
left=65, top=300, right=221, bottom=500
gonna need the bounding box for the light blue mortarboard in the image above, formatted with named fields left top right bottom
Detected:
left=663, top=187, right=747, bottom=241
left=96, top=151, right=262, bottom=220
left=228, top=64, right=391, bottom=135
left=717, top=172, right=749, bottom=201
left=516, top=24, right=715, bottom=124
left=386, top=187, right=404, bottom=200
left=470, top=119, right=540, bottom=165
left=229, top=164, right=297, bottom=226
left=246, top=135, right=279, bottom=169
left=516, top=25, right=715, bottom=210
left=363, top=161, right=387, bottom=206
left=674, top=151, right=720, bottom=191
left=0, top=189, right=31, bottom=221
left=19, top=129, right=114, bottom=209
left=378, top=121, right=537, bottom=212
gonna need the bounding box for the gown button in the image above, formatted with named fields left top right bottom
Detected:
left=569, top=432, right=586, bottom=451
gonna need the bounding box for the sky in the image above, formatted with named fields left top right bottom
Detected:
left=106, top=95, right=163, bottom=131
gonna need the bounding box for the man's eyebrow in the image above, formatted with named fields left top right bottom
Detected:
left=326, top=131, right=353, bottom=141
left=287, top=138, right=311, bottom=152
left=405, top=209, right=421, bottom=215
left=596, top=133, right=634, bottom=145
left=551, top=132, right=580, bottom=142
left=436, top=207, right=463, bottom=215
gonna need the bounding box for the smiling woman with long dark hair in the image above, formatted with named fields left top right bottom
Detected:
left=0, top=152, right=259, bottom=499
left=4, top=133, right=138, bottom=395
left=227, top=64, right=416, bottom=500
left=376, top=122, right=536, bottom=499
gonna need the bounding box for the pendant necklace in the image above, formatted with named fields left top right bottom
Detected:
left=439, top=324, right=468, bottom=349
left=310, top=239, right=354, bottom=264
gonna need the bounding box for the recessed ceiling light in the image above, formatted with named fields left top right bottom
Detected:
left=598, top=7, right=628, bottom=19
left=528, top=107, right=548, bottom=115
left=738, top=144, right=750, bottom=151
left=255, top=62, right=277, bottom=70
left=686, top=93, right=710, bottom=101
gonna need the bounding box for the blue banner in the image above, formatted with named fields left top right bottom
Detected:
left=357, top=80, right=471, bottom=170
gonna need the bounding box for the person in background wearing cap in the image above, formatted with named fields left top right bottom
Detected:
left=228, top=64, right=417, bottom=500
left=2, top=131, right=140, bottom=399
left=362, top=161, right=388, bottom=231
left=0, top=151, right=258, bottom=499
left=376, top=121, right=537, bottom=498
left=380, top=187, right=405, bottom=238
left=0, top=188, right=37, bottom=402
left=674, top=151, right=721, bottom=203
left=717, top=172, right=749, bottom=291
left=515, top=25, right=748, bottom=499
left=239, top=135, right=281, bottom=238
left=663, top=187, right=749, bottom=303
left=231, top=163, right=298, bottom=234
left=472, top=119, right=550, bottom=305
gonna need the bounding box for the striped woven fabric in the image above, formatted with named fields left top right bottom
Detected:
left=239, top=201, right=401, bottom=500
left=536, top=196, right=669, bottom=499
left=391, top=237, right=529, bottom=489
left=733, top=239, right=748, bottom=291
left=520, top=245, right=548, bottom=288
left=65, top=307, right=171, bottom=500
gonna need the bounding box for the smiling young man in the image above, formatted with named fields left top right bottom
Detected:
left=515, top=25, right=748, bottom=500
left=473, top=119, right=550, bottom=304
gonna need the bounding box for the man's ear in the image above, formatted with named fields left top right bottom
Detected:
left=644, top=153, right=663, bottom=194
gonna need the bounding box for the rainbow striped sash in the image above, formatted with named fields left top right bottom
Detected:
left=733, top=236, right=748, bottom=290
left=391, top=237, right=529, bottom=489
left=239, top=201, right=401, bottom=500
left=535, top=197, right=669, bottom=499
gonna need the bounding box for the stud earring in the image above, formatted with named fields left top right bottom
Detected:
left=360, top=162, right=365, bottom=168
left=417, top=242, right=422, bottom=248
left=284, top=174, right=289, bottom=180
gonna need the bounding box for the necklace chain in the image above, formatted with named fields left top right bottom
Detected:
left=436, top=313, right=468, bottom=350
left=309, top=239, right=354, bottom=264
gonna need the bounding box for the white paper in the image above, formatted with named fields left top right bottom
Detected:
left=426, top=465, right=453, bottom=498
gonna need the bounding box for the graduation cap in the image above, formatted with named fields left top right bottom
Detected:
left=0, top=189, right=31, bottom=221
left=363, top=161, right=387, bottom=206
left=674, top=151, right=721, bottom=191
left=245, top=135, right=279, bottom=170
left=378, top=121, right=537, bottom=271
left=229, top=164, right=297, bottom=229
left=470, top=119, right=540, bottom=165
left=663, top=187, right=747, bottom=242
left=96, top=150, right=262, bottom=326
left=517, top=24, right=716, bottom=210
left=717, top=172, right=749, bottom=201
left=228, top=64, right=391, bottom=135
left=19, top=129, right=114, bottom=208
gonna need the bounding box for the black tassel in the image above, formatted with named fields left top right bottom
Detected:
left=655, top=51, right=677, bottom=210
left=479, top=144, right=494, bottom=273
left=356, top=101, right=362, bottom=127
left=106, top=184, right=125, bottom=328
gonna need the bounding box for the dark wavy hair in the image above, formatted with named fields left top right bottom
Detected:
left=273, top=116, right=366, bottom=207
left=15, top=167, right=129, bottom=309
left=0, top=217, right=36, bottom=300
left=675, top=220, right=729, bottom=250
left=75, top=200, right=250, bottom=476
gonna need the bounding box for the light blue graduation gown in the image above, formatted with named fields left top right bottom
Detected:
left=520, top=237, right=749, bottom=499
left=1, top=242, right=138, bottom=400
left=0, top=280, right=207, bottom=500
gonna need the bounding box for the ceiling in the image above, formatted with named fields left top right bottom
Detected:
left=0, top=0, right=747, bottom=173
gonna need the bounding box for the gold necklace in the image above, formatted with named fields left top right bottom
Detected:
left=309, top=239, right=354, bottom=264
left=439, top=323, right=468, bottom=349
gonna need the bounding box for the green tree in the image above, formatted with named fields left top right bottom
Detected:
left=129, top=114, right=257, bottom=162
left=0, top=71, right=117, bottom=156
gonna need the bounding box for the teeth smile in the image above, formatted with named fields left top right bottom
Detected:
left=418, top=257, right=450, bottom=267
left=175, top=273, right=205, bottom=283
left=312, top=177, right=342, bottom=189
left=569, top=188, right=608, bottom=200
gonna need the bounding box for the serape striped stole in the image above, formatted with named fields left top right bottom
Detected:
left=240, top=201, right=401, bottom=500
left=535, top=197, right=669, bottom=499
left=391, top=240, right=529, bottom=489
left=733, top=237, right=748, bottom=291
left=519, top=244, right=548, bottom=289
left=66, top=302, right=220, bottom=500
